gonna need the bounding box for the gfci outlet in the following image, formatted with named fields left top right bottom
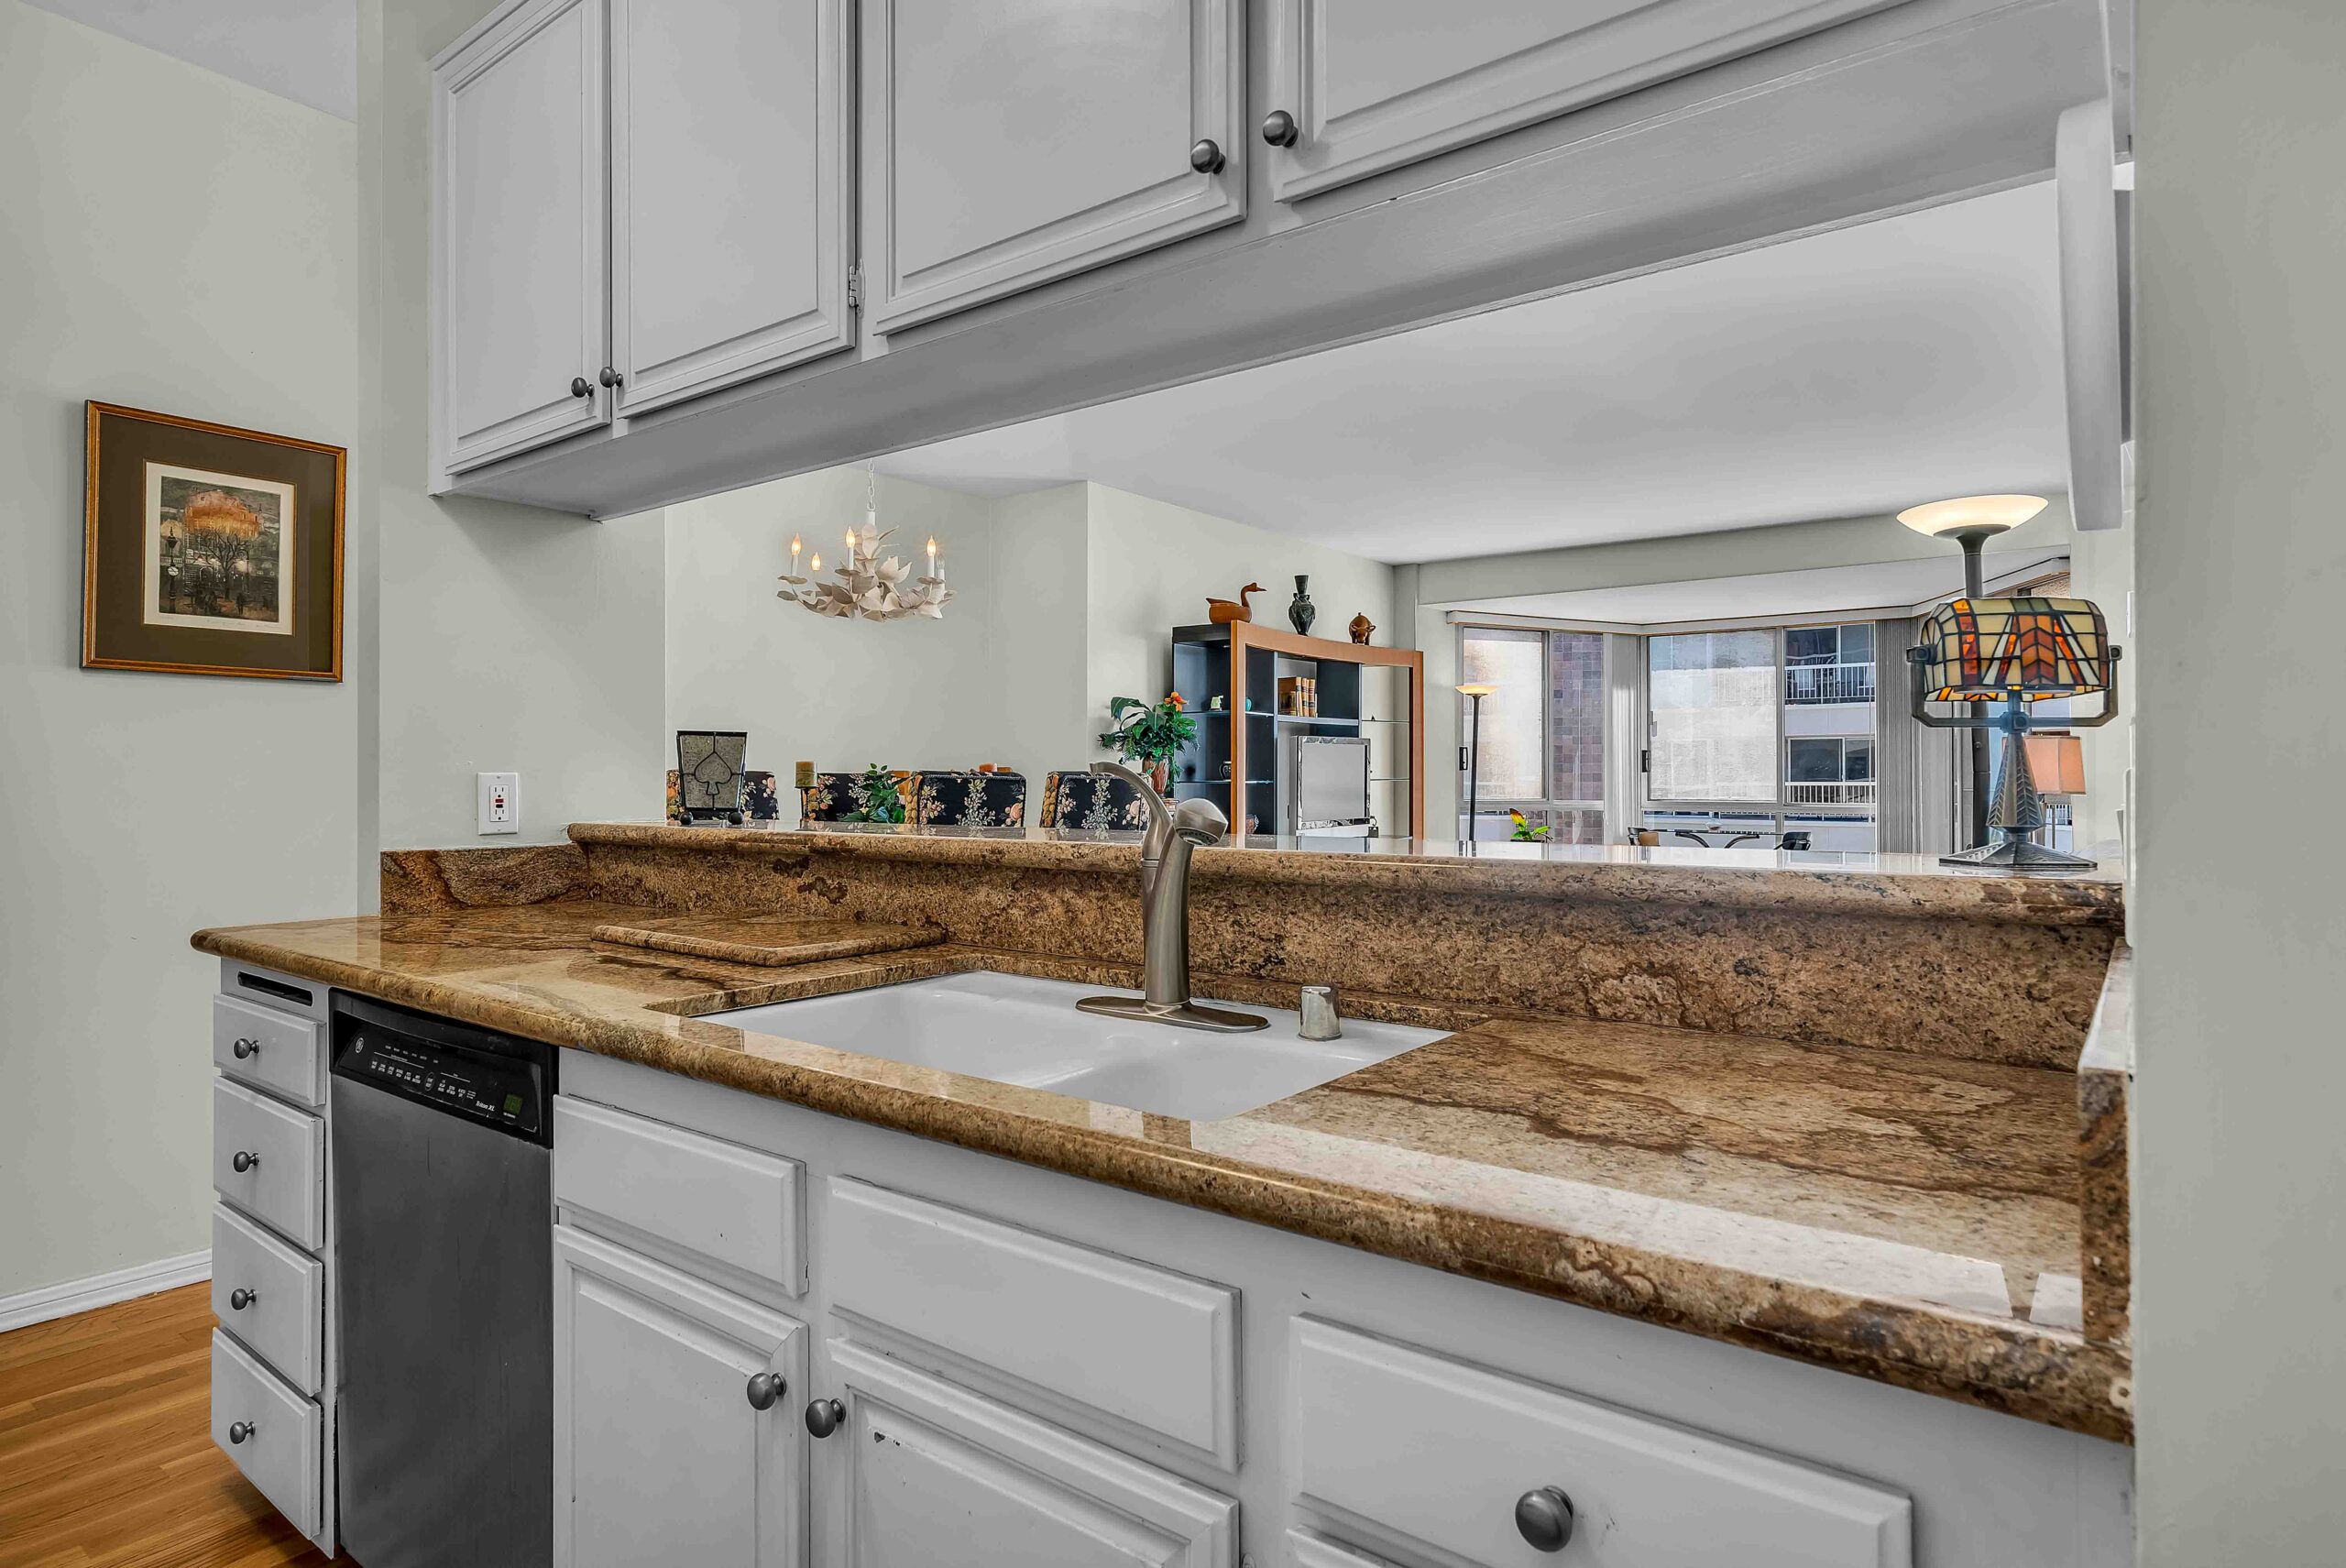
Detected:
left=477, top=772, right=520, bottom=836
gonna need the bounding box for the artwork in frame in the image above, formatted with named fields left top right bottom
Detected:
left=82, top=401, right=345, bottom=679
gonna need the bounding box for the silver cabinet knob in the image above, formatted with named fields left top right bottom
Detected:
left=228, top=1420, right=256, bottom=1444
left=804, top=1398, right=845, bottom=1438
left=570, top=376, right=592, bottom=399
left=231, top=1150, right=260, bottom=1173
left=1514, top=1486, right=1575, bottom=1552
left=599, top=366, right=623, bottom=389
left=1262, top=109, right=1299, bottom=148
left=1189, top=138, right=1226, bottom=174
left=745, top=1371, right=785, bottom=1410
left=229, top=1287, right=257, bottom=1310
left=232, top=1036, right=261, bottom=1058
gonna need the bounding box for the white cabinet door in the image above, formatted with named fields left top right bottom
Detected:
left=610, top=0, right=853, bottom=415
left=861, top=0, right=1244, bottom=334
left=554, top=1227, right=808, bottom=1568
left=817, top=1341, right=1233, bottom=1568
left=1264, top=0, right=1915, bottom=202
left=433, top=0, right=610, bottom=475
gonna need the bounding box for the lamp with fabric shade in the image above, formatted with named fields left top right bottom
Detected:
left=2023, top=733, right=2088, bottom=797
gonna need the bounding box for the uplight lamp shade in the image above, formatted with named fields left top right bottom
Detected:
left=1455, top=683, right=1496, bottom=697
left=1897, top=494, right=2049, bottom=537
left=2023, top=733, right=2088, bottom=796
left=1913, top=597, right=2111, bottom=701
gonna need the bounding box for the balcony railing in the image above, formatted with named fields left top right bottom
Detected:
left=1783, top=780, right=1878, bottom=806
left=1783, top=662, right=1876, bottom=705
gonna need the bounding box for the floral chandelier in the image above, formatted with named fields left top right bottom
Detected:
left=777, top=465, right=953, bottom=620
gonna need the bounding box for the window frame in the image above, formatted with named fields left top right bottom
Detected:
left=1637, top=624, right=1880, bottom=832
left=1453, top=622, right=1611, bottom=838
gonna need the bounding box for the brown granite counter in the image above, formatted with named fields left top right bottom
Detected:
left=192, top=897, right=2131, bottom=1442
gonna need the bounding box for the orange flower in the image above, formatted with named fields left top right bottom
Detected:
left=1166, top=691, right=1184, bottom=707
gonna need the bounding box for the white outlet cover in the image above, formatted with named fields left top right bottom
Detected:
left=477, top=772, right=520, bottom=836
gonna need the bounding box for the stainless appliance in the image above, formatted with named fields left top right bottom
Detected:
left=1287, top=732, right=1376, bottom=839
left=330, top=992, right=554, bottom=1568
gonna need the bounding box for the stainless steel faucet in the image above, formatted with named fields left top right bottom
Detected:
left=1077, top=762, right=1267, bottom=1033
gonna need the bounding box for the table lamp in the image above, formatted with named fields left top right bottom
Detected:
left=1906, top=597, right=2120, bottom=872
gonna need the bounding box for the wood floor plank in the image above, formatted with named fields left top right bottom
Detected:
left=0, top=1285, right=340, bottom=1568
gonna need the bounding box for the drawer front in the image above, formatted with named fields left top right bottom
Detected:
left=554, top=1096, right=805, bottom=1298
left=214, top=994, right=325, bottom=1108
left=211, top=1202, right=324, bottom=1395
left=1292, top=1319, right=1913, bottom=1568
left=212, top=1329, right=323, bottom=1540
left=828, top=1179, right=1237, bottom=1465
left=213, top=1078, right=325, bottom=1252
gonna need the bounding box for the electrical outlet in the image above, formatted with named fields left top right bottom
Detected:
left=477, top=773, right=520, bottom=836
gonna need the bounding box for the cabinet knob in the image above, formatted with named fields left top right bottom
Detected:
left=745, top=1372, right=786, bottom=1411
left=232, top=1036, right=261, bottom=1059
left=1189, top=138, right=1226, bottom=174
left=804, top=1398, right=845, bottom=1438
left=229, top=1287, right=257, bottom=1310
left=1514, top=1486, right=1575, bottom=1552
left=570, top=376, right=592, bottom=399
left=1262, top=109, right=1299, bottom=148
left=231, top=1150, right=260, bottom=1173
left=598, top=366, right=623, bottom=389
left=228, top=1420, right=256, bottom=1445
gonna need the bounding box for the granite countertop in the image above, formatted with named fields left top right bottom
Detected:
left=192, top=898, right=2131, bottom=1442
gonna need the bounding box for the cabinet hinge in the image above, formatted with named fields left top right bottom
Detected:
left=848, top=261, right=862, bottom=312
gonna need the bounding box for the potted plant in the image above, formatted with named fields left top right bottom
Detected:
left=1099, top=693, right=1197, bottom=794
left=844, top=762, right=907, bottom=824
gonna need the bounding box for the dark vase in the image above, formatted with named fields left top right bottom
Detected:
left=1288, top=575, right=1316, bottom=635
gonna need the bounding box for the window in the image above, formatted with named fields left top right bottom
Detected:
left=1457, top=626, right=1607, bottom=841
left=1646, top=630, right=1776, bottom=804
left=1782, top=621, right=1876, bottom=704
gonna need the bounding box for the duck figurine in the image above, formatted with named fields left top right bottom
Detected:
left=1207, top=582, right=1266, bottom=624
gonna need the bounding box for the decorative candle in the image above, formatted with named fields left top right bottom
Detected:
left=809, top=553, right=822, bottom=574
left=926, top=536, right=938, bottom=575
left=789, top=534, right=802, bottom=573
left=794, top=760, right=814, bottom=789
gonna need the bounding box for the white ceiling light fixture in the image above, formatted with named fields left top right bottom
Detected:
left=778, top=466, right=954, bottom=621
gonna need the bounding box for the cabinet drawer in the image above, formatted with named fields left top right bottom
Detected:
left=213, top=1079, right=324, bottom=1252
left=212, top=1202, right=324, bottom=1395
left=554, top=1096, right=805, bottom=1298
left=214, top=994, right=325, bottom=1108
left=212, top=1330, right=323, bottom=1541
left=828, top=1179, right=1237, bottom=1465
left=1292, top=1318, right=1912, bottom=1568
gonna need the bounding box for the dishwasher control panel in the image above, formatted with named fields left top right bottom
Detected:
left=337, top=1030, right=544, bottom=1137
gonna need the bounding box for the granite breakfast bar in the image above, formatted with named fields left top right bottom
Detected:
left=199, top=825, right=2136, bottom=1566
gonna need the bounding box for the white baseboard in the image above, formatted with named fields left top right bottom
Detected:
left=0, top=1250, right=212, bottom=1334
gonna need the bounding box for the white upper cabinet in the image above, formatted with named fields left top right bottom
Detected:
left=433, top=0, right=610, bottom=475
left=609, top=0, right=852, bottom=415
left=1262, top=0, right=1916, bottom=202
left=860, top=0, right=1244, bottom=334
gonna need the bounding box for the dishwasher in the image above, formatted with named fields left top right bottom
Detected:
left=330, top=992, right=554, bottom=1568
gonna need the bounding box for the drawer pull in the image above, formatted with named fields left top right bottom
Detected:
left=231, top=1150, right=261, bottom=1173
left=228, top=1420, right=256, bottom=1444
left=232, top=1036, right=261, bottom=1058
left=745, top=1372, right=786, bottom=1411
left=229, top=1287, right=257, bottom=1310
left=1514, top=1486, right=1575, bottom=1552
left=805, top=1398, right=844, bottom=1438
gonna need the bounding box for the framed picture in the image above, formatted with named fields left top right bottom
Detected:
left=82, top=401, right=345, bottom=679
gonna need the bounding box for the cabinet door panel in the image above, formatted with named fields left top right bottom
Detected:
left=1266, top=0, right=1915, bottom=202
left=434, top=0, right=609, bottom=474
left=862, top=0, right=1243, bottom=333
left=822, top=1342, right=1233, bottom=1568
left=611, top=0, right=852, bottom=414
left=554, top=1227, right=807, bottom=1568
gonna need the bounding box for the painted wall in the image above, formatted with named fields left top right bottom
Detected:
left=2132, top=5, right=2346, bottom=1561
left=0, top=3, right=357, bottom=1299
left=361, top=0, right=665, bottom=853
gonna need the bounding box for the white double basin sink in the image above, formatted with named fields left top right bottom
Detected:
left=710, top=970, right=1447, bottom=1122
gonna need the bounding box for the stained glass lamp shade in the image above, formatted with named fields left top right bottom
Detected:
left=1906, top=598, right=2121, bottom=872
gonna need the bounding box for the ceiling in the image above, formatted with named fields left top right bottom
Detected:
left=25, top=0, right=356, bottom=120
left=879, top=181, right=2068, bottom=565
left=1458, top=551, right=2070, bottom=627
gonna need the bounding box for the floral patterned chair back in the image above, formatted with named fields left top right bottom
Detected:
left=912, top=770, right=1027, bottom=828
left=1039, top=770, right=1150, bottom=832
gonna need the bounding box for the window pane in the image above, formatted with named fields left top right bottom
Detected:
left=1549, top=631, right=1605, bottom=805
left=1785, top=627, right=1836, bottom=663
left=1839, top=622, right=1874, bottom=661
left=1845, top=739, right=1874, bottom=783
left=1787, top=738, right=1844, bottom=783
left=1460, top=628, right=1544, bottom=801
left=1647, top=630, right=1776, bottom=803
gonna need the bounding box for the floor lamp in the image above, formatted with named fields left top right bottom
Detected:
left=1456, top=684, right=1494, bottom=847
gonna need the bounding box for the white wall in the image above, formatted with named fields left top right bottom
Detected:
left=2132, top=5, right=2346, bottom=1561
left=0, top=3, right=357, bottom=1299
left=362, top=0, right=665, bottom=852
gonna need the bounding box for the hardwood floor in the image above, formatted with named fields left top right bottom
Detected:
left=0, top=1284, right=339, bottom=1567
